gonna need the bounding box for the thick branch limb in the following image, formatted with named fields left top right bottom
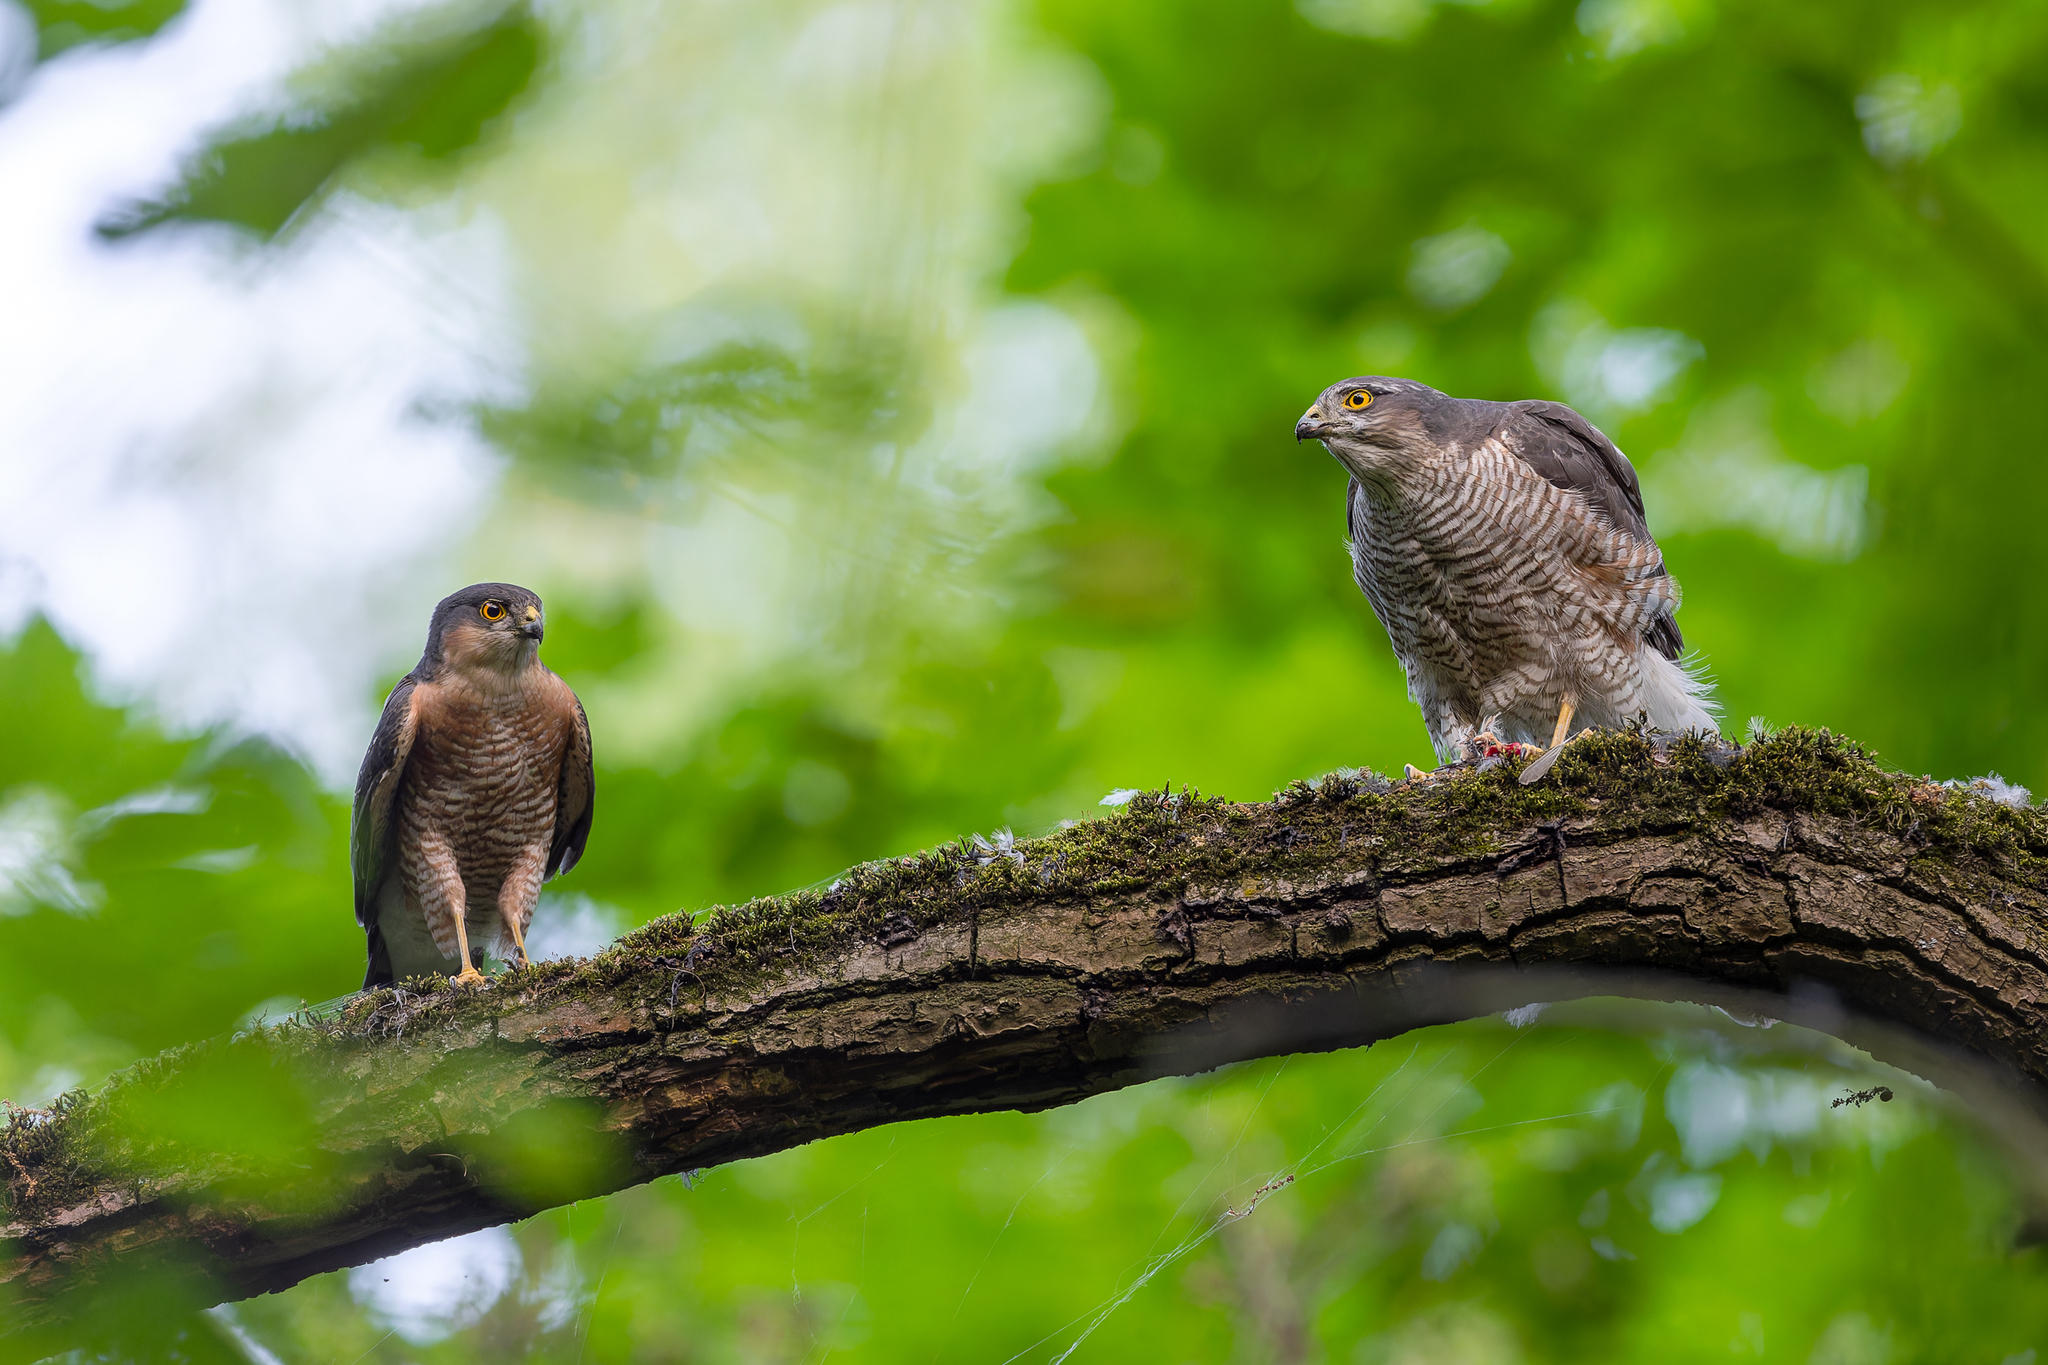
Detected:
left=5, top=729, right=2048, bottom=1352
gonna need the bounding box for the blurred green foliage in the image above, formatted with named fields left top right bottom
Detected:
left=21, top=0, right=184, bottom=62
left=10, top=0, right=2048, bottom=1359
left=0, top=621, right=351, bottom=1096
left=100, top=3, right=543, bottom=238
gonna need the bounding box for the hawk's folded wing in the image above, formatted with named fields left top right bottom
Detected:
left=548, top=683, right=595, bottom=879
left=1498, top=400, right=1684, bottom=661
left=350, top=677, right=421, bottom=931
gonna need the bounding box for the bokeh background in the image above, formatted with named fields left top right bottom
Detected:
left=5, top=0, right=2048, bottom=1359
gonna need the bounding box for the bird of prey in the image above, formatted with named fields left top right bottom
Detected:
left=351, top=582, right=594, bottom=989
left=1295, top=377, right=1715, bottom=782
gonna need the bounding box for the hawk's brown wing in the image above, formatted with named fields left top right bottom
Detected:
left=1496, top=400, right=1684, bottom=661
left=350, top=677, right=421, bottom=932
left=547, top=681, right=594, bottom=878
left=1498, top=400, right=1651, bottom=539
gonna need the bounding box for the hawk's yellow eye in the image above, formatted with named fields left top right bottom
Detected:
left=1344, top=390, right=1372, bottom=410
left=480, top=602, right=506, bottom=621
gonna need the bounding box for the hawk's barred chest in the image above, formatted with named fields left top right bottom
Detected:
left=1349, top=437, right=1676, bottom=719
left=395, top=675, right=575, bottom=902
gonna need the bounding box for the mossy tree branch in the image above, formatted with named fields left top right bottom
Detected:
left=6, top=728, right=2048, bottom=1356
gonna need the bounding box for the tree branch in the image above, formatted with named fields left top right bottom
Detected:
left=6, top=728, right=2048, bottom=1353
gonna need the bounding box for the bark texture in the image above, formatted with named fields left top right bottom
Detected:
left=5, top=728, right=2048, bottom=1354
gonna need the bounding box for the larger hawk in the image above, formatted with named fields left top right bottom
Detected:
left=351, top=582, right=595, bottom=988
left=1295, top=377, right=1715, bottom=779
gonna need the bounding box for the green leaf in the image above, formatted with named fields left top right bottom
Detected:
left=99, top=4, right=544, bottom=239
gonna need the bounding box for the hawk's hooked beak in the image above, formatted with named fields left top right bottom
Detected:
left=1295, top=407, right=1329, bottom=442
left=520, top=607, right=544, bottom=642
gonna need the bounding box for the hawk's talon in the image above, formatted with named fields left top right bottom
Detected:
left=452, top=966, right=490, bottom=988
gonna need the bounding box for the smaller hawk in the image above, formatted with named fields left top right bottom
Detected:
left=352, top=582, right=594, bottom=989
left=1296, top=377, right=1715, bottom=780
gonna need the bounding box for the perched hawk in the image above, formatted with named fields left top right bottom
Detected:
left=351, top=582, right=595, bottom=988
left=1296, top=377, right=1715, bottom=780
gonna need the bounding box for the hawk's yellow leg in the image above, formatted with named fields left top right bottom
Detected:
left=1518, top=694, right=1579, bottom=786
left=1547, top=695, right=1578, bottom=750
left=503, top=914, right=530, bottom=971
left=497, top=846, right=547, bottom=971
left=449, top=913, right=488, bottom=987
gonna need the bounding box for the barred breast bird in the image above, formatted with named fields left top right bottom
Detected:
left=351, top=582, right=594, bottom=988
left=1295, top=377, right=1715, bottom=782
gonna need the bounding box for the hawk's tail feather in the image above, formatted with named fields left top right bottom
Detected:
left=363, top=924, right=394, bottom=991
left=1640, top=645, right=1721, bottom=737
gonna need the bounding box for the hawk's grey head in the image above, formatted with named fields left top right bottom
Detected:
left=1295, top=375, right=1476, bottom=478
left=423, top=581, right=547, bottom=676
